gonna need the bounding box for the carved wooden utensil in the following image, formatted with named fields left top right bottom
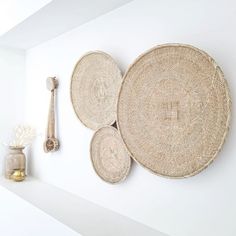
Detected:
left=44, top=77, right=60, bottom=153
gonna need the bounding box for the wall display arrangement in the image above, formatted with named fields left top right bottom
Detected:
left=44, top=77, right=60, bottom=153
left=117, top=44, right=231, bottom=178
left=71, top=51, right=122, bottom=130
left=90, top=126, right=131, bottom=184
left=71, top=44, right=231, bottom=182
left=71, top=51, right=131, bottom=183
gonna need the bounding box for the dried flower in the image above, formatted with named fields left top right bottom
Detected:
left=8, top=125, right=36, bottom=148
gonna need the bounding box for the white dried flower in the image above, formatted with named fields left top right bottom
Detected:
left=9, top=125, right=36, bottom=148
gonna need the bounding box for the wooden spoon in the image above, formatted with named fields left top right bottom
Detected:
left=44, top=77, right=60, bottom=153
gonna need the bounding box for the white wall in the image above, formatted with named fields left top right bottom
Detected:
left=25, top=0, right=236, bottom=235
left=0, top=46, right=25, bottom=174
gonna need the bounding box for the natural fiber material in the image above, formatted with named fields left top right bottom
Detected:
left=71, top=51, right=122, bottom=130
left=117, top=44, right=231, bottom=178
left=44, top=77, right=59, bottom=153
left=90, top=126, right=131, bottom=183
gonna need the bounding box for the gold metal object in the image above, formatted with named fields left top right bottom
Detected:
left=10, top=169, right=25, bottom=182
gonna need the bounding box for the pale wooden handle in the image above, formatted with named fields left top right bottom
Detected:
left=47, top=89, right=55, bottom=138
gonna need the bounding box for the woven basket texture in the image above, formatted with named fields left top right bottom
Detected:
left=90, top=126, right=131, bottom=183
left=71, top=51, right=122, bottom=130
left=117, top=44, right=231, bottom=178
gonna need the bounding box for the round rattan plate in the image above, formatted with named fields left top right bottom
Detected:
left=90, top=126, right=131, bottom=184
left=71, top=51, right=122, bottom=130
left=117, top=44, right=231, bottom=178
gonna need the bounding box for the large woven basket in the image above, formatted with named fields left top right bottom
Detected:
left=71, top=51, right=122, bottom=130
left=117, top=44, right=231, bottom=178
left=90, top=126, right=131, bottom=184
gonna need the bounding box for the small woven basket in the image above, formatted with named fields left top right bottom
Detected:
left=90, top=126, right=131, bottom=184
left=71, top=51, right=122, bottom=130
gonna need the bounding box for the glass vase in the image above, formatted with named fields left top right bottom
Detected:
left=5, top=146, right=26, bottom=181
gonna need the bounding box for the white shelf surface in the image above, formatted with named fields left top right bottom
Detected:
left=0, top=177, right=168, bottom=236
left=0, top=184, right=81, bottom=236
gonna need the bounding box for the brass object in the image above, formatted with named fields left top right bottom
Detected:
left=10, top=169, right=25, bottom=182
left=44, top=77, right=60, bottom=152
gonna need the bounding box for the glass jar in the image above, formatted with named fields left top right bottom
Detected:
left=5, top=146, right=26, bottom=181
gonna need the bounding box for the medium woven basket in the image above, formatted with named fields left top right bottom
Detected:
left=71, top=51, right=122, bottom=130
left=90, top=126, right=131, bottom=184
left=117, top=44, right=231, bottom=178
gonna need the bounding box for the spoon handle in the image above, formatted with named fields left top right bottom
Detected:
left=47, top=89, right=55, bottom=138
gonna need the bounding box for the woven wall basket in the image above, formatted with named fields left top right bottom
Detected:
left=71, top=51, right=122, bottom=130
left=90, top=126, right=131, bottom=184
left=117, top=44, right=231, bottom=178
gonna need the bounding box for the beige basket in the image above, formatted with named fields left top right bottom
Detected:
left=90, top=126, right=131, bottom=184
left=117, top=44, right=231, bottom=178
left=71, top=51, right=122, bottom=130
